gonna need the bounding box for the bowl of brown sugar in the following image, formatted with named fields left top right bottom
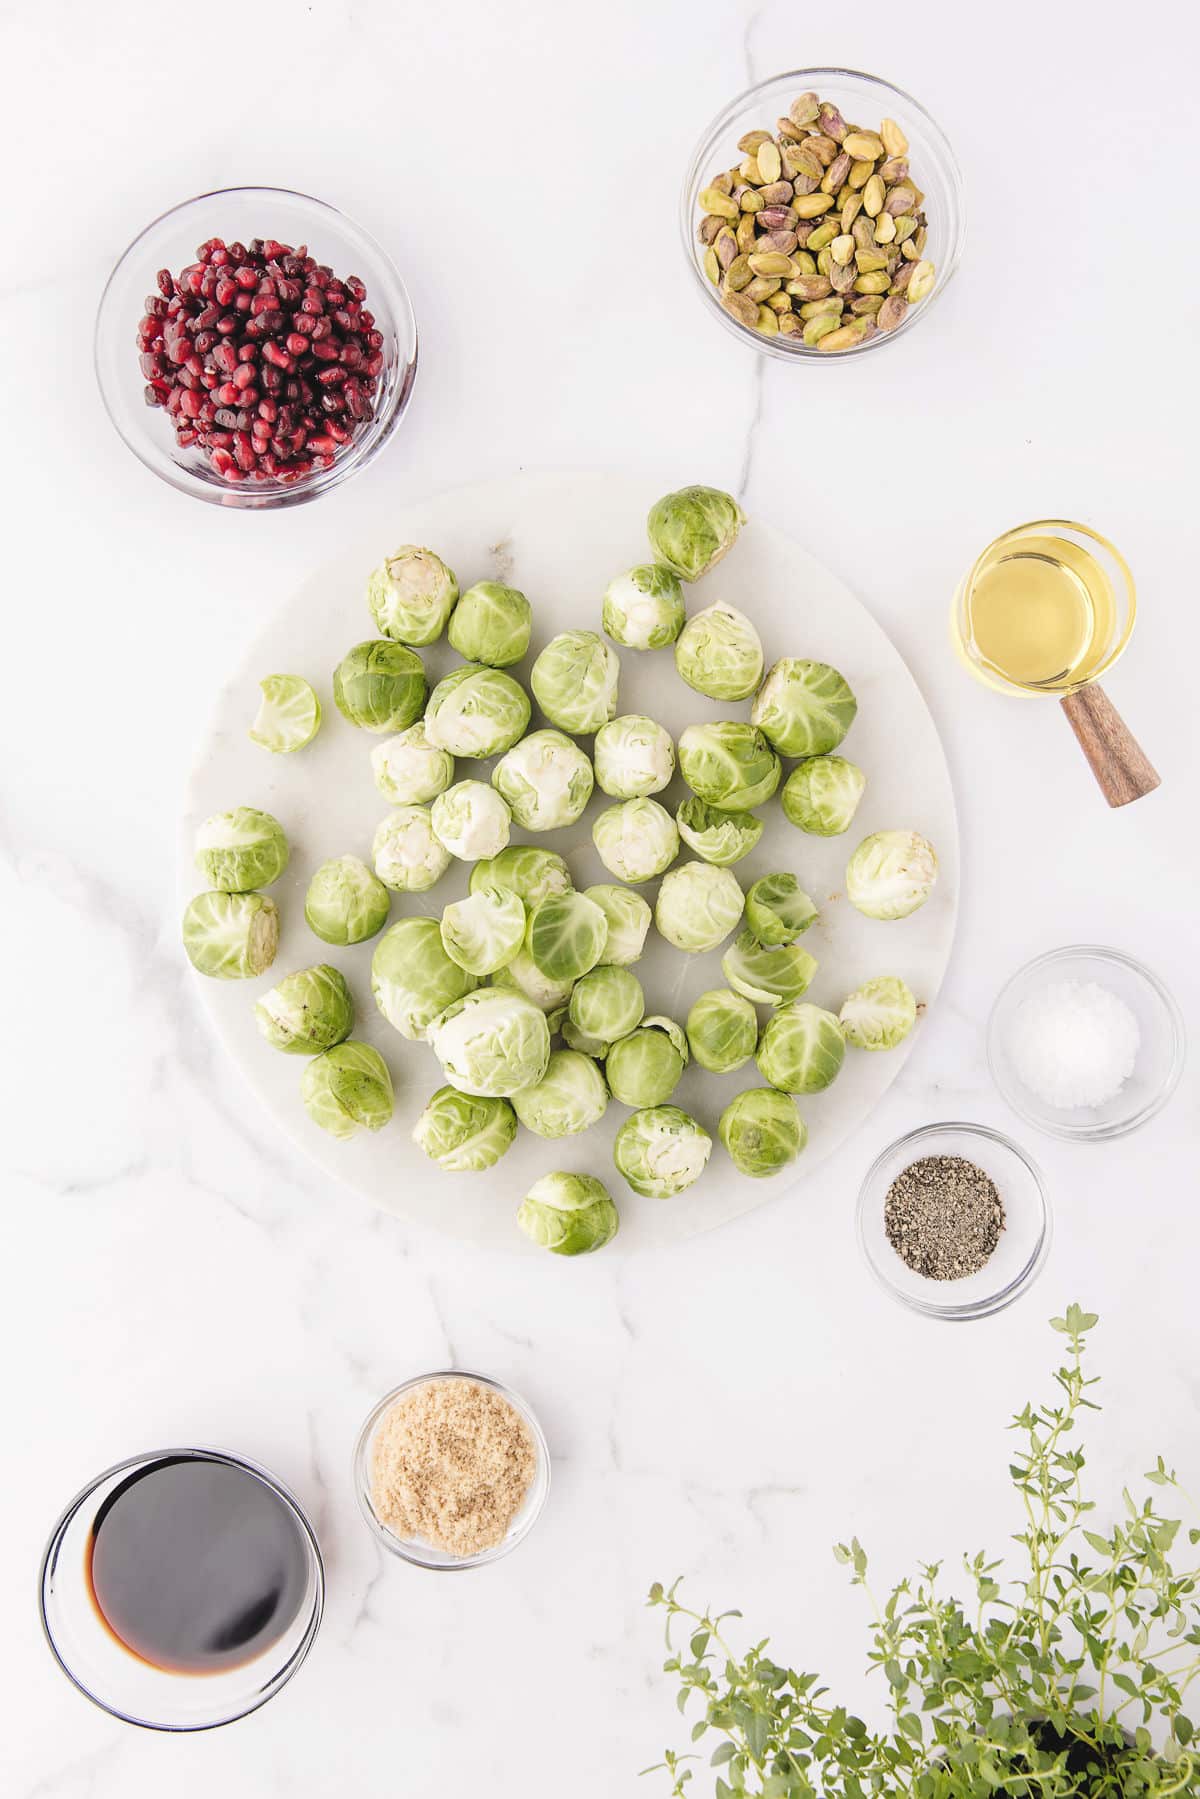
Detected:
left=354, top=1372, right=550, bottom=1569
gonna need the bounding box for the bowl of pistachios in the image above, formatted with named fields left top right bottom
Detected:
left=682, top=68, right=964, bottom=359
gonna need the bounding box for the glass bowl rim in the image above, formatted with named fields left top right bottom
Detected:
left=986, top=944, right=1186, bottom=1140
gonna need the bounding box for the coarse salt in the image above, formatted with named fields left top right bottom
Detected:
left=1009, top=979, right=1140, bottom=1111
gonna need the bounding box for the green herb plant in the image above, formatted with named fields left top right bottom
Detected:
left=646, top=1309, right=1200, bottom=1796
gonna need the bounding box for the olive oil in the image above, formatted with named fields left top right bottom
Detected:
left=964, top=531, right=1120, bottom=693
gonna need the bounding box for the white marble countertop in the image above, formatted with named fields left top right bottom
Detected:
left=4, top=1, right=1197, bottom=1793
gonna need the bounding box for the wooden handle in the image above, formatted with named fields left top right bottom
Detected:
left=1060, top=684, right=1161, bottom=808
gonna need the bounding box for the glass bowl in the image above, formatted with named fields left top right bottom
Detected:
left=354, top=1371, right=550, bottom=1570
left=988, top=946, right=1185, bottom=1141
left=858, top=1122, right=1051, bottom=1321
left=39, top=1446, right=324, bottom=1731
left=681, top=67, right=964, bottom=362
left=95, top=186, right=418, bottom=509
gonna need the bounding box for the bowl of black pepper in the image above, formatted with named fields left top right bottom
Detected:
left=856, top=1122, right=1051, bottom=1321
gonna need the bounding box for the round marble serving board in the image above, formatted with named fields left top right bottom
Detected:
left=182, top=471, right=959, bottom=1252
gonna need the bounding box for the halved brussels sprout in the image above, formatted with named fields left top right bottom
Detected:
left=751, top=659, right=857, bottom=757
left=254, top=964, right=354, bottom=1054
left=721, top=928, right=818, bottom=1007
left=512, top=1049, right=609, bottom=1138
left=646, top=486, right=745, bottom=582
left=194, top=807, right=288, bottom=892
left=366, top=546, right=458, bottom=646
left=182, top=891, right=279, bottom=979
left=372, top=806, right=452, bottom=892
left=686, top=988, right=758, bottom=1074
left=592, top=797, right=679, bottom=884
left=249, top=675, right=321, bottom=753
left=370, top=722, right=455, bottom=805
left=846, top=831, right=938, bottom=921
left=413, top=1086, right=517, bottom=1172
left=492, top=948, right=575, bottom=1012
left=676, top=797, right=763, bottom=866
left=569, top=966, right=645, bottom=1047
left=781, top=754, right=867, bottom=836
left=655, top=861, right=744, bottom=953
left=430, top=780, right=512, bottom=862
left=602, top=564, right=686, bottom=650
left=678, top=721, right=780, bottom=812
left=301, top=1041, right=393, bottom=1139
left=756, top=1002, right=846, bottom=1094
left=840, top=976, right=918, bottom=1050
left=333, top=640, right=427, bottom=734
left=606, top=1015, right=688, bottom=1108
left=423, top=663, right=531, bottom=757
left=719, top=1088, right=807, bottom=1178
left=613, top=1105, right=712, bottom=1197
left=447, top=580, right=531, bottom=667
left=527, top=892, right=608, bottom=982
left=492, top=730, right=594, bottom=830
left=674, top=602, right=764, bottom=701
left=585, top=884, right=652, bottom=966
left=470, top=845, right=573, bottom=909
left=305, top=855, right=391, bottom=946
left=439, top=889, right=526, bottom=976
left=517, top=1172, right=619, bottom=1256
left=427, top=988, right=552, bottom=1096
left=744, top=873, right=818, bottom=946
left=371, top=916, right=477, bottom=1040
left=531, top=630, right=619, bottom=734
left=593, top=715, right=675, bottom=800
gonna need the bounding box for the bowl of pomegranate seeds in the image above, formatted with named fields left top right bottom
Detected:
left=95, top=186, right=417, bottom=508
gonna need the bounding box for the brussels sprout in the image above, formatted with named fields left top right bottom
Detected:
left=492, top=948, right=575, bottom=1013
left=744, top=873, right=818, bottom=946
left=301, top=1041, right=393, bottom=1139
left=248, top=674, right=321, bottom=753
left=719, top=1088, right=807, bottom=1178
left=413, top=1086, right=517, bottom=1172
left=427, top=988, right=552, bottom=1096
left=721, top=928, right=818, bottom=1007
left=370, top=722, right=455, bottom=805
left=531, top=630, right=619, bottom=734
left=655, top=861, right=744, bottom=953
left=255, top=964, right=354, bottom=1055
left=194, top=807, right=288, bottom=892
left=781, top=754, right=866, bottom=837
left=677, top=721, right=780, bottom=812
left=602, top=564, right=686, bottom=650
left=562, top=1018, right=608, bottom=1058
left=593, top=715, right=675, bottom=800
left=545, top=1002, right=569, bottom=1036
left=447, top=580, right=532, bottom=667
left=333, top=640, right=427, bottom=734
left=430, top=780, right=512, bottom=862
left=592, top=797, right=679, bottom=884
left=517, top=1172, right=619, bottom=1256
left=569, top=966, right=645, bottom=1047
left=846, top=831, right=938, bottom=921
left=613, top=1106, right=712, bottom=1197
left=686, top=988, right=758, bottom=1074
left=512, top=1049, right=609, bottom=1138
left=371, top=916, right=477, bottom=1040
left=492, top=730, right=594, bottom=831
left=470, top=845, right=573, bottom=909
left=424, top=664, right=531, bottom=758
left=366, top=546, right=458, bottom=646
left=305, top=855, right=390, bottom=946
left=585, top=884, right=652, bottom=966
left=751, top=659, right=857, bottom=757
left=756, top=1002, right=846, bottom=1094
left=439, top=889, right=526, bottom=976
left=646, top=485, right=745, bottom=582
left=527, top=892, right=608, bottom=982
left=372, top=806, right=452, bottom=893
left=674, top=602, right=764, bottom=701
left=676, top=797, right=763, bottom=866
left=840, top=976, right=918, bottom=1050
left=182, top=891, right=279, bottom=979
left=606, top=1016, right=688, bottom=1108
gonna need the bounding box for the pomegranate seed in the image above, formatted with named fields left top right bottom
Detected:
left=346, top=275, right=366, bottom=301
left=361, top=309, right=375, bottom=328
left=309, top=316, right=332, bottom=340
left=180, top=390, right=202, bottom=418
left=327, top=419, right=350, bottom=441
left=157, top=268, right=175, bottom=297
left=366, top=351, right=384, bottom=377
left=257, top=397, right=278, bottom=422
left=215, top=315, right=239, bottom=335
left=285, top=332, right=309, bottom=356
left=311, top=339, right=339, bottom=362
left=231, top=362, right=256, bottom=389
left=177, top=427, right=198, bottom=445
left=262, top=341, right=294, bottom=370
left=212, top=342, right=238, bottom=374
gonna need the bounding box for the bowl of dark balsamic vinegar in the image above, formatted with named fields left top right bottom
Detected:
left=40, top=1447, right=324, bottom=1730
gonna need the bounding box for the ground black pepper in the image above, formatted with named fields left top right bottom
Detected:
left=884, top=1153, right=1005, bottom=1280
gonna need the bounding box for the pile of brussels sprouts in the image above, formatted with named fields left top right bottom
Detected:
left=182, top=486, right=938, bottom=1254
